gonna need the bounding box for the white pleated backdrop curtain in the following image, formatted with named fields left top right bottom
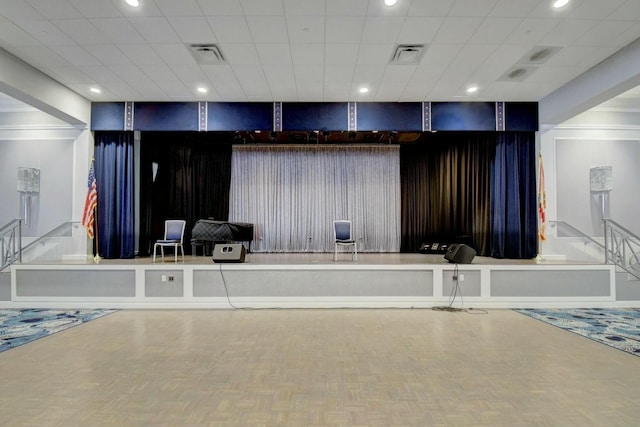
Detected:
left=229, top=145, right=400, bottom=253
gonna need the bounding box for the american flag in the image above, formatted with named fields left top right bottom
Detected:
left=82, top=159, right=98, bottom=239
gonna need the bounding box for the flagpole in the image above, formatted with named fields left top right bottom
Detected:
left=93, top=203, right=101, bottom=264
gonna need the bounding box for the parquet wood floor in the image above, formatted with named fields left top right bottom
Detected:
left=1, top=309, right=639, bottom=426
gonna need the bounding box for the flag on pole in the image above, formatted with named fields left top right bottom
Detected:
left=82, top=159, right=98, bottom=239
left=538, top=153, right=546, bottom=241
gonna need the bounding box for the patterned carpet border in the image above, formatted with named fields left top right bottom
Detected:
left=0, top=308, right=116, bottom=353
left=516, top=308, right=640, bottom=357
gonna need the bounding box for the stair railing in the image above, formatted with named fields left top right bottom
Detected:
left=604, top=219, right=640, bottom=280
left=0, top=219, right=22, bottom=270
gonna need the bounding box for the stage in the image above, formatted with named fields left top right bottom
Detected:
left=3, top=252, right=638, bottom=309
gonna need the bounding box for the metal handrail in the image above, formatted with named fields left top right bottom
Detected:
left=549, top=220, right=604, bottom=250
left=21, top=221, right=80, bottom=252
left=0, top=219, right=22, bottom=270
left=604, top=219, right=640, bottom=280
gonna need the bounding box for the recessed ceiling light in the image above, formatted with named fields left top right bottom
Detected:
left=385, top=0, right=398, bottom=6
left=89, top=87, right=101, bottom=94
left=125, top=0, right=140, bottom=7
left=466, top=86, right=478, bottom=94
left=359, top=87, right=369, bottom=94
left=197, top=87, right=208, bottom=94
left=553, top=0, right=569, bottom=8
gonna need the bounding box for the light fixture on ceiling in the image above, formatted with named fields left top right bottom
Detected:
left=90, top=87, right=101, bottom=94
left=466, top=86, right=478, bottom=94
left=197, top=87, right=208, bottom=94
left=385, top=0, right=398, bottom=6
left=553, top=0, right=569, bottom=8
left=125, top=0, right=140, bottom=7
left=359, top=87, right=369, bottom=94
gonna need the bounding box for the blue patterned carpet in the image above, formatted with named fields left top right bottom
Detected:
left=0, top=308, right=116, bottom=353
left=516, top=308, right=640, bottom=357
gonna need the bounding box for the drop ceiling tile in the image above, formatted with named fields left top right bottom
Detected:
left=353, top=64, right=385, bottom=84
left=153, top=0, right=203, bottom=17
left=609, top=1, right=640, bottom=20
left=483, top=44, right=528, bottom=65
left=86, top=44, right=133, bottom=65
left=0, top=20, right=41, bottom=46
left=361, top=17, right=404, bottom=44
left=255, top=44, right=292, bottom=65
left=325, top=16, right=365, bottom=43
left=222, top=43, right=261, bottom=65
left=570, top=0, right=627, bottom=20
left=44, top=65, right=93, bottom=84
left=262, top=64, right=297, bottom=95
left=201, top=64, right=246, bottom=99
left=0, top=0, right=44, bottom=20
left=507, top=18, right=558, bottom=46
left=290, top=43, right=324, bottom=65
left=78, top=65, right=124, bottom=84
left=488, top=0, right=538, bottom=18
left=49, top=45, right=102, bottom=66
left=451, top=44, right=499, bottom=67
left=324, top=65, right=355, bottom=85
left=233, top=65, right=272, bottom=98
left=324, top=44, right=359, bottom=65
left=67, top=0, right=122, bottom=18
left=246, top=16, right=288, bottom=43
left=407, top=0, right=456, bottom=17
left=420, top=43, right=464, bottom=68
left=366, top=0, right=411, bottom=17
left=294, top=64, right=323, bottom=84
left=128, top=17, right=181, bottom=43
left=90, top=18, right=147, bottom=44
left=240, top=0, right=285, bottom=16
left=169, top=64, right=210, bottom=85
left=287, top=16, right=325, bottom=44
left=538, top=19, right=596, bottom=46
left=573, top=20, right=636, bottom=47
left=118, top=44, right=165, bottom=65
left=10, top=45, right=68, bottom=67
left=144, top=66, right=191, bottom=97
left=197, top=0, right=244, bottom=15
left=151, top=43, right=195, bottom=65
left=448, top=0, right=499, bottom=17
left=207, top=16, right=253, bottom=43
left=432, top=17, right=484, bottom=44
left=26, top=0, right=82, bottom=19
left=374, top=82, right=409, bottom=101
left=52, top=19, right=110, bottom=45
left=14, top=20, right=76, bottom=45
left=356, top=43, right=395, bottom=65
left=284, top=0, right=325, bottom=15
left=326, top=0, right=368, bottom=16
left=471, top=17, right=523, bottom=44
left=397, top=17, right=443, bottom=44
left=168, top=17, right=217, bottom=44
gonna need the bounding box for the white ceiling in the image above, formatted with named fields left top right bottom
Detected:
left=0, top=0, right=639, bottom=104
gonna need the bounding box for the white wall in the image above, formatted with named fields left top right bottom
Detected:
left=539, top=117, right=640, bottom=259
left=0, top=138, right=74, bottom=236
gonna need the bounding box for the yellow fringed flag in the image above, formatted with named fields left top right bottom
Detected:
left=538, top=153, right=546, bottom=241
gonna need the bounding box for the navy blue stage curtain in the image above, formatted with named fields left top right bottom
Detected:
left=94, top=131, right=135, bottom=259
left=138, top=132, right=233, bottom=255
left=490, top=132, right=537, bottom=258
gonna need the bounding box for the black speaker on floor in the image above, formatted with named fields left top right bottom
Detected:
left=444, top=243, right=476, bottom=264
left=212, top=243, right=246, bottom=263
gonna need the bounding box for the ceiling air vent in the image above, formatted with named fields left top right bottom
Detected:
left=498, top=65, right=538, bottom=82
left=390, top=44, right=426, bottom=65
left=188, top=44, right=225, bottom=64
left=518, top=46, right=562, bottom=65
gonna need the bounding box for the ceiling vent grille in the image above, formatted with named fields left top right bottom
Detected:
left=188, top=44, right=225, bottom=64
left=499, top=65, right=539, bottom=82
left=390, top=44, right=426, bottom=65
left=518, top=46, right=562, bottom=65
